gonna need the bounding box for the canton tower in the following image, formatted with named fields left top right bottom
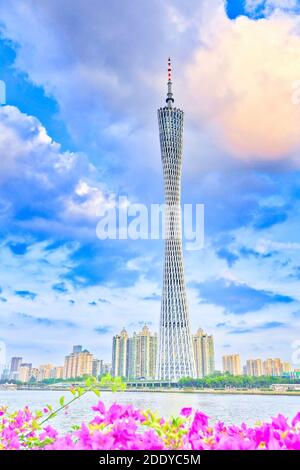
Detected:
left=157, top=59, right=196, bottom=380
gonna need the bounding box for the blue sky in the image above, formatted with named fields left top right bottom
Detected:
left=1, top=0, right=300, bottom=369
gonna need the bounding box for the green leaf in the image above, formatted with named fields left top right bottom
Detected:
left=85, top=377, right=91, bottom=387
left=71, top=424, right=81, bottom=430
left=59, top=396, right=65, bottom=406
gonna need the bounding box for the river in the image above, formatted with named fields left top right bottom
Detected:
left=1, top=390, right=300, bottom=432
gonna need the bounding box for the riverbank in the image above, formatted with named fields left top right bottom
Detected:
left=11, top=386, right=300, bottom=396
left=127, top=388, right=300, bottom=396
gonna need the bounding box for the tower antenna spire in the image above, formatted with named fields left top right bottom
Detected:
left=166, top=57, right=174, bottom=107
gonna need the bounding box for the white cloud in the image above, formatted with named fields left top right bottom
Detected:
left=0, top=237, right=163, bottom=365
left=65, top=180, right=115, bottom=220
left=0, top=105, right=113, bottom=231
left=246, top=0, right=299, bottom=16
left=4, top=1, right=300, bottom=168
left=0, top=0, right=222, bottom=190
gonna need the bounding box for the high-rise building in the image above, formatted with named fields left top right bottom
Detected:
left=282, top=362, right=291, bottom=373
left=246, top=359, right=264, bottom=377
left=92, top=359, right=103, bottom=378
left=102, top=363, right=112, bottom=375
left=77, top=350, right=93, bottom=376
left=50, top=366, right=64, bottom=380
left=193, top=329, right=215, bottom=378
left=157, top=59, right=196, bottom=381
left=127, top=333, right=138, bottom=379
left=112, top=328, right=128, bottom=377
left=63, top=348, right=93, bottom=379
left=127, top=325, right=157, bottom=380
left=38, top=364, right=53, bottom=381
left=263, top=358, right=289, bottom=377
left=63, top=353, right=78, bottom=379
left=222, top=354, right=242, bottom=376
left=18, top=363, right=32, bottom=383
left=112, top=326, right=157, bottom=380
left=73, top=345, right=82, bottom=354
left=136, top=325, right=157, bottom=379
left=9, top=357, right=22, bottom=381
left=243, top=358, right=291, bottom=377
left=1, top=365, right=9, bottom=381
left=30, top=368, right=39, bottom=382
left=148, top=329, right=158, bottom=380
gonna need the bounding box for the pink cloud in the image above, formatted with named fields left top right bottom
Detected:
left=182, top=7, right=300, bottom=162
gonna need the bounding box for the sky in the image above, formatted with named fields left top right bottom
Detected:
left=1, top=0, right=300, bottom=370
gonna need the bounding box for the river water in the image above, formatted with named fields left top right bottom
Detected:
left=1, top=390, right=300, bottom=432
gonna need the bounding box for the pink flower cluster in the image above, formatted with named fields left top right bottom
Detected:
left=1, top=402, right=300, bottom=450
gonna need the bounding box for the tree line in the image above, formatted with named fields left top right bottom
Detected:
left=178, top=373, right=300, bottom=389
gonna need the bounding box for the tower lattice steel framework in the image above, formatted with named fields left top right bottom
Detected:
left=157, top=59, right=196, bottom=380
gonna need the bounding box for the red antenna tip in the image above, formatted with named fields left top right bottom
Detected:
left=168, top=58, right=172, bottom=81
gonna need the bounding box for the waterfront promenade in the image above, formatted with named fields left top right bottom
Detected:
left=10, top=384, right=300, bottom=396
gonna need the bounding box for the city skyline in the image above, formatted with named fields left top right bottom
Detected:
left=3, top=324, right=299, bottom=383
left=0, top=1, right=300, bottom=369
left=0, top=318, right=297, bottom=373
left=3, top=346, right=296, bottom=384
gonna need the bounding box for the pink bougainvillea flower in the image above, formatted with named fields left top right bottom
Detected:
left=39, top=425, right=58, bottom=440
left=91, top=401, right=105, bottom=415
left=180, top=407, right=192, bottom=417
left=292, top=412, right=300, bottom=428
left=271, top=414, right=289, bottom=431
left=2, top=401, right=300, bottom=450
left=190, top=410, right=209, bottom=432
